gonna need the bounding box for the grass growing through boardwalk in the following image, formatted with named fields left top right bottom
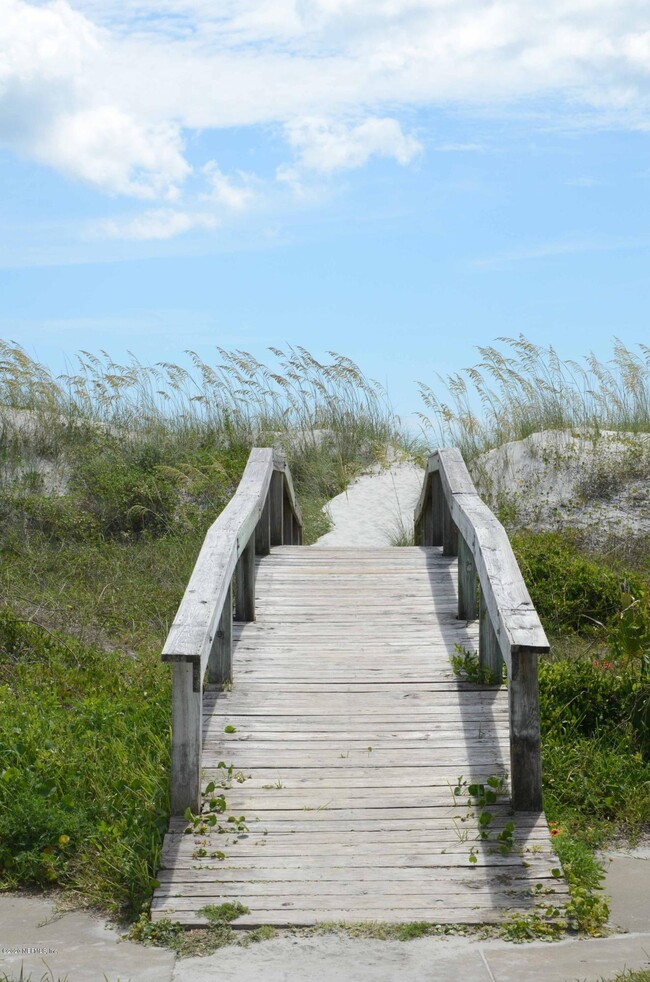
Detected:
left=0, top=344, right=411, bottom=920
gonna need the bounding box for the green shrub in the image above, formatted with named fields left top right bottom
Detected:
left=0, top=609, right=170, bottom=917
left=70, top=441, right=180, bottom=539
left=540, top=658, right=650, bottom=833
left=512, top=531, right=647, bottom=635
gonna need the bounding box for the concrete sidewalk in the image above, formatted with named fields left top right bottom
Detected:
left=173, top=932, right=650, bottom=982
left=1, top=853, right=648, bottom=982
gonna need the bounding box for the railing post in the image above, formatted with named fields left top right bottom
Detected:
left=479, top=595, right=503, bottom=683
left=422, top=480, right=434, bottom=546
left=457, top=533, right=478, bottom=620
left=235, top=536, right=256, bottom=621
left=282, top=489, right=293, bottom=545
left=255, top=494, right=271, bottom=556
left=431, top=471, right=443, bottom=547
left=207, top=582, right=232, bottom=685
left=269, top=470, right=284, bottom=546
left=170, top=661, right=202, bottom=815
left=509, top=650, right=543, bottom=811
left=442, top=503, right=458, bottom=556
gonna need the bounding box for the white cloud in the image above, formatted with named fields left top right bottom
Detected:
left=97, top=208, right=219, bottom=239
left=282, top=116, right=422, bottom=174
left=4, top=0, right=650, bottom=208
left=0, top=0, right=190, bottom=198
left=34, top=107, right=190, bottom=199
left=201, top=162, right=258, bottom=210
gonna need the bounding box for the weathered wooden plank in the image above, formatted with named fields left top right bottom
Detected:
left=254, top=494, right=271, bottom=556
left=509, top=649, right=543, bottom=811
left=160, top=519, right=557, bottom=921
left=170, top=661, right=201, bottom=815
left=149, top=908, right=546, bottom=927
left=167, top=808, right=545, bottom=830
left=458, top=532, right=479, bottom=621
left=235, top=536, right=256, bottom=622
left=206, top=581, right=232, bottom=685
left=269, top=469, right=284, bottom=546
left=162, top=448, right=274, bottom=667
left=153, top=884, right=565, bottom=905
left=479, top=592, right=504, bottom=683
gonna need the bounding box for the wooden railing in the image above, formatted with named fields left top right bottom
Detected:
left=413, top=448, right=549, bottom=811
left=162, top=448, right=303, bottom=814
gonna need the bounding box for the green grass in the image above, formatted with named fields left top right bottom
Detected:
left=519, top=530, right=650, bottom=934
left=603, top=972, right=650, bottom=982
left=0, top=609, right=170, bottom=918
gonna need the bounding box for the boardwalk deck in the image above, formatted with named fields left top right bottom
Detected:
left=153, top=547, right=565, bottom=927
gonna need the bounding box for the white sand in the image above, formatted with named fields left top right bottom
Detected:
left=313, top=460, right=423, bottom=547
left=475, top=429, right=650, bottom=540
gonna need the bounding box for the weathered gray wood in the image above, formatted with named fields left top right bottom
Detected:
left=457, top=533, right=478, bottom=620
left=269, top=469, right=284, bottom=546
left=255, top=494, right=271, bottom=556
left=282, top=490, right=293, bottom=545
left=170, top=661, right=201, bottom=815
left=235, top=536, right=256, bottom=622
left=479, top=591, right=503, bottom=683
left=442, top=500, right=458, bottom=556
left=422, top=480, right=434, bottom=546
left=430, top=471, right=443, bottom=546
left=159, top=544, right=558, bottom=921
left=162, top=448, right=274, bottom=670
left=416, top=452, right=549, bottom=660
left=509, top=649, right=543, bottom=811
left=206, top=582, right=232, bottom=685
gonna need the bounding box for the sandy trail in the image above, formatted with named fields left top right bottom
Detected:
left=313, top=460, right=423, bottom=547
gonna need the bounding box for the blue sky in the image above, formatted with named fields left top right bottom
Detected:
left=2, top=0, right=650, bottom=417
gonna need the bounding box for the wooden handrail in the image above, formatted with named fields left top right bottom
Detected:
left=163, top=447, right=303, bottom=814
left=414, top=448, right=549, bottom=811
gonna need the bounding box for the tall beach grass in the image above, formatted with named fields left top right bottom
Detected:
left=418, top=336, right=650, bottom=459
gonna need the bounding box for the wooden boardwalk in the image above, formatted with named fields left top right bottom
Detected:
left=153, top=546, right=566, bottom=927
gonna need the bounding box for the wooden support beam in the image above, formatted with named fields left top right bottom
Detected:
left=269, top=470, right=284, bottom=546
left=431, top=471, right=443, bottom=547
left=282, top=490, right=293, bottom=545
left=207, top=582, right=232, bottom=685
left=508, top=649, right=543, bottom=812
left=235, top=537, right=256, bottom=622
left=170, top=661, right=202, bottom=815
left=442, top=502, right=458, bottom=556
left=255, top=494, right=271, bottom=556
left=457, top=533, right=478, bottom=621
left=479, top=595, right=503, bottom=683
left=422, top=480, right=434, bottom=546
